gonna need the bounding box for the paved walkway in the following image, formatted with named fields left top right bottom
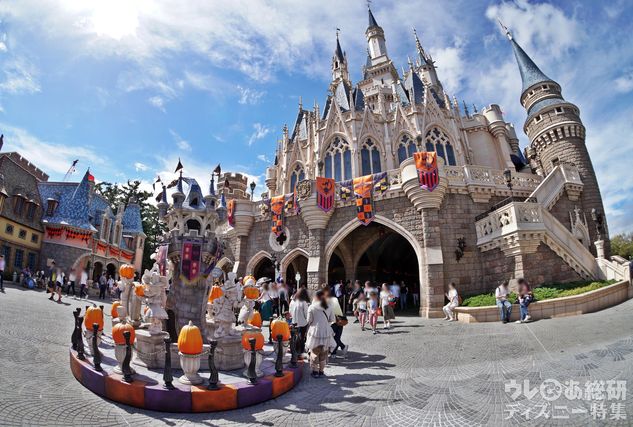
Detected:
left=0, top=284, right=632, bottom=426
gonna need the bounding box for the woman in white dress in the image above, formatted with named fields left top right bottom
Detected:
left=289, top=287, right=310, bottom=353
left=305, top=289, right=336, bottom=378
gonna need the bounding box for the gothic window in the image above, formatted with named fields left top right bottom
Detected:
left=396, top=134, right=418, bottom=165
left=360, top=138, right=382, bottom=176
left=323, top=136, right=352, bottom=182
left=13, top=195, right=25, bottom=216
left=425, top=127, right=457, bottom=166
left=289, top=164, right=305, bottom=193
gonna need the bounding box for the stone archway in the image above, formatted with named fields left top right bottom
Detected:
left=106, top=262, right=117, bottom=280
left=281, top=248, right=309, bottom=289
left=92, top=261, right=104, bottom=282
left=253, top=257, right=275, bottom=281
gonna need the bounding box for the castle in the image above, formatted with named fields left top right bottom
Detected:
left=161, top=8, right=628, bottom=317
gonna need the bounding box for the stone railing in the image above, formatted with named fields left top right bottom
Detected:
left=444, top=165, right=542, bottom=202
left=528, top=163, right=583, bottom=209
left=475, top=200, right=544, bottom=247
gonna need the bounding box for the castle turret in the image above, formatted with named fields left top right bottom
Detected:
left=504, top=25, right=609, bottom=252
left=331, top=32, right=349, bottom=84
left=366, top=6, right=388, bottom=65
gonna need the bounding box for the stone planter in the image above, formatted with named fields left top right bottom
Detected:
left=243, top=350, right=263, bottom=378
left=178, top=352, right=203, bottom=385
left=113, top=344, right=136, bottom=374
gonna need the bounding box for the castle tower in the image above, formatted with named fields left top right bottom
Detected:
left=366, top=6, right=388, bottom=65
left=331, top=32, right=349, bottom=84
left=505, top=27, right=609, bottom=252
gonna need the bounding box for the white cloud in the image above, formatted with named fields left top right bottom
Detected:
left=134, top=162, right=149, bottom=171
left=147, top=95, right=165, bottom=112
left=0, top=57, right=40, bottom=94
left=614, top=72, right=633, bottom=93
left=169, top=129, right=191, bottom=151
left=257, top=154, right=269, bottom=163
left=247, top=123, right=272, bottom=146
left=237, top=85, right=265, bottom=105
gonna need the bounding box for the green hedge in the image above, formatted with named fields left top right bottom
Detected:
left=461, top=280, right=616, bottom=307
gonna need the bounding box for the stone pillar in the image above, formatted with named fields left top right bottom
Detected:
left=594, top=240, right=605, bottom=259
left=305, top=228, right=325, bottom=290
left=419, top=208, right=445, bottom=318
left=298, top=186, right=333, bottom=291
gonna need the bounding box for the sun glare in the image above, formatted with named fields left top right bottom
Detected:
left=89, top=0, right=140, bottom=40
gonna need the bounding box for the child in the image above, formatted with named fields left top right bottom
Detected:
left=516, top=278, right=533, bottom=323
left=368, top=292, right=379, bottom=335
left=357, top=294, right=368, bottom=331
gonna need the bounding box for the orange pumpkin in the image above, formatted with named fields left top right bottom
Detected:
left=119, top=264, right=135, bottom=280
left=242, top=286, right=260, bottom=300
left=271, top=318, right=290, bottom=341
left=247, top=310, right=262, bottom=328
left=134, top=283, right=145, bottom=297
left=178, top=321, right=204, bottom=355
left=111, top=301, right=121, bottom=318
left=83, top=306, right=104, bottom=331
left=208, top=285, right=224, bottom=302
left=112, top=321, right=135, bottom=345
left=241, top=331, right=264, bottom=351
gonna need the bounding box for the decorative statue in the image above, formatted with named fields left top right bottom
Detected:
left=237, top=276, right=257, bottom=326
left=210, top=271, right=240, bottom=338
left=141, top=264, right=169, bottom=335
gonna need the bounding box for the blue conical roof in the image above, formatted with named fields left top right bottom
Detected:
left=509, top=38, right=553, bottom=93
left=368, top=7, right=379, bottom=28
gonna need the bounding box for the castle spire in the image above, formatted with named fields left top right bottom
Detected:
left=331, top=30, right=349, bottom=83
left=412, top=27, right=431, bottom=66
left=368, top=4, right=379, bottom=28
left=365, top=5, right=388, bottom=63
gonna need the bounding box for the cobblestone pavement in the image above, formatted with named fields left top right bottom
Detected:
left=1, top=284, right=632, bottom=426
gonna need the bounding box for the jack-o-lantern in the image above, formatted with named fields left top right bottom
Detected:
left=242, top=286, right=260, bottom=300
left=241, top=331, right=264, bottom=351
left=178, top=321, right=203, bottom=355
left=134, top=283, right=145, bottom=297
left=208, top=285, right=224, bottom=303
left=271, top=317, right=290, bottom=341
left=83, top=306, right=104, bottom=331
left=247, top=310, right=263, bottom=328
left=112, top=321, right=135, bottom=345
left=111, top=301, right=121, bottom=318
left=119, top=264, right=135, bottom=280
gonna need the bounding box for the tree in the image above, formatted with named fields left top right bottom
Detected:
left=95, top=181, right=167, bottom=270
left=610, top=233, right=633, bottom=260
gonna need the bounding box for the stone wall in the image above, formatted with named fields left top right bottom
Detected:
left=40, top=241, right=89, bottom=274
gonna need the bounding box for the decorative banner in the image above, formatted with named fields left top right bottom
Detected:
left=354, top=175, right=374, bottom=225
left=316, top=177, right=335, bottom=213
left=372, top=172, right=389, bottom=195
left=270, top=195, right=285, bottom=237
left=180, top=240, right=202, bottom=284
left=227, top=199, right=236, bottom=227
left=414, top=151, right=439, bottom=192
left=284, top=192, right=297, bottom=215
left=339, top=179, right=353, bottom=201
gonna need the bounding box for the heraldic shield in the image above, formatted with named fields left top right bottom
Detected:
left=414, top=151, right=439, bottom=192
left=316, top=177, right=335, bottom=213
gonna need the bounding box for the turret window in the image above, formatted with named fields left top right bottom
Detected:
left=360, top=139, right=381, bottom=176
left=323, top=137, right=352, bottom=182
left=289, top=165, right=305, bottom=193
left=425, top=127, right=457, bottom=166
left=397, top=134, right=417, bottom=165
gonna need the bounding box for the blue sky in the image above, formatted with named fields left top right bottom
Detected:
left=0, top=0, right=632, bottom=233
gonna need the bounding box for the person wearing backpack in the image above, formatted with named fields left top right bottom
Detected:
left=443, top=282, right=460, bottom=321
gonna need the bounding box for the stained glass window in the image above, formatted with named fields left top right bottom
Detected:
left=360, top=138, right=381, bottom=175
left=424, top=127, right=457, bottom=166
left=323, top=136, right=351, bottom=181
left=289, top=164, right=305, bottom=193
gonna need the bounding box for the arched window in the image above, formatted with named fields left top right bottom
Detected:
left=186, top=219, right=201, bottom=232
left=396, top=134, right=417, bottom=165
left=289, top=164, right=305, bottom=193
left=323, top=136, right=352, bottom=182
left=425, top=127, right=457, bottom=166
left=360, top=138, right=382, bottom=176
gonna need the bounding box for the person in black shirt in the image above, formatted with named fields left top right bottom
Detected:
left=349, top=280, right=363, bottom=323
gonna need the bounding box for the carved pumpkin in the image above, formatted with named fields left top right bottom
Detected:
left=83, top=306, right=104, bottom=331
left=112, top=321, right=135, bottom=345
left=247, top=310, right=263, bottom=328
left=242, top=286, right=260, bottom=300
left=111, top=301, right=121, bottom=318
left=208, top=285, right=224, bottom=302
left=134, top=283, right=145, bottom=297
left=119, top=264, right=135, bottom=280
left=241, top=331, right=264, bottom=351
left=243, top=275, right=256, bottom=287
left=271, top=318, right=290, bottom=341
left=178, top=321, right=203, bottom=355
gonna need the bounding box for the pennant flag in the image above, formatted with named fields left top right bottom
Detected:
left=0, top=134, right=3, bottom=151
left=414, top=151, right=439, bottom=192
left=270, top=195, right=285, bottom=236
left=372, top=172, right=389, bottom=195
left=354, top=175, right=374, bottom=225
left=174, top=158, right=184, bottom=173
left=339, top=179, right=353, bottom=201
left=316, top=177, right=335, bottom=213
left=155, top=192, right=162, bottom=203
left=180, top=240, right=202, bottom=284
left=87, top=171, right=95, bottom=182
left=213, top=164, right=221, bottom=175
left=152, top=175, right=162, bottom=191
left=166, top=178, right=178, bottom=189
left=284, top=192, right=297, bottom=215
left=227, top=199, right=236, bottom=227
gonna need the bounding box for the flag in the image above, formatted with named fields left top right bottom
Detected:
left=270, top=195, right=285, bottom=236
left=152, top=175, right=162, bottom=191
left=414, top=151, right=439, bottom=191
left=87, top=171, right=95, bottom=182
left=0, top=134, right=3, bottom=151
left=372, top=172, right=389, bottom=195
left=354, top=175, right=374, bottom=225
left=213, top=164, right=221, bottom=175
left=174, top=158, right=184, bottom=173
left=180, top=240, right=202, bottom=284
left=227, top=199, right=235, bottom=227
left=339, top=179, right=353, bottom=201
left=156, top=244, right=168, bottom=276
left=284, top=192, right=297, bottom=215
left=155, top=192, right=162, bottom=203
left=316, top=177, right=335, bottom=213
left=69, top=159, right=79, bottom=174
left=166, top=178, right=178, bottom=189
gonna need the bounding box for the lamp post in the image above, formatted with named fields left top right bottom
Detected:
left=503, top=168, right=513, bottom=198
left=250, top=181, right=256, bottom=200
left=295, top=272, right=301, bottom=288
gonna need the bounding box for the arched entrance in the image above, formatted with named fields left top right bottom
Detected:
left=253, top=257, right=275, bottom=281
left=92, top=261, right=104, bottom=282
left=106, top=262, right=117, bottom=280
left=281, top=249, right=308, bottom=289
left=328, top=252, right=345, bottom=284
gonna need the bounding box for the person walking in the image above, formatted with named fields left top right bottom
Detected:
left=107, top=275, right=115, bottom=299
left=67, top=271, right=76, bottom=297
left=516, top=278, right=533, bottom=323
left=98, top=273, right=107, bottom=300
left=357, top=293, right=368, bottom=331
left=443, top=282, right=460, bottom=321
left=79, top=269, right=88, bottom=300
left=0, top=254, right=5, bottom=292
left=289, top=287, right=310, bottom=354
left=389, top=281, right=401, bottom=311
left=305, top=289, right=336, bottom=378
left=258, top=282, right=273, bottom=321
left=367, top=291, right=379, bottom=334
left=380, top=283, right=396, bottom=329
left=400, top=283, right=408, bottom=311
left=349, top=280, right=363, bottom=323
left=495, top=280, right=512, bottom=323
left=327, top=289, right=349, bottom=359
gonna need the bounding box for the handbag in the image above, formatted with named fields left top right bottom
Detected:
left=336, top=315, right=348, bottom=327
left=377, top=308, right=382, bottom=317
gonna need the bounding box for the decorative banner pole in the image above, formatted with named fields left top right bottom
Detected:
left=71, top=308, right=81, bottom=350
left=207, top=340, right=219, bottom=390
left=246, top=338, right=257, bottom=384
left=76, top=315, right=86, bottom=360
left=274, top=334, right=284, bottom=377
left=92, top=323, right=102, bottom=372
left=122, top=331, right=134, bottom=382
left=289, top=325, right=298, bottom=368
left=163, top=338, right=174, bottom=390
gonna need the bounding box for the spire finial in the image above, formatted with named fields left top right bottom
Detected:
left=412, top=27, right=430, bottom=65
left=497, top=18, right=512, bottom=40
left=298, top=96, right=303, bottom=110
